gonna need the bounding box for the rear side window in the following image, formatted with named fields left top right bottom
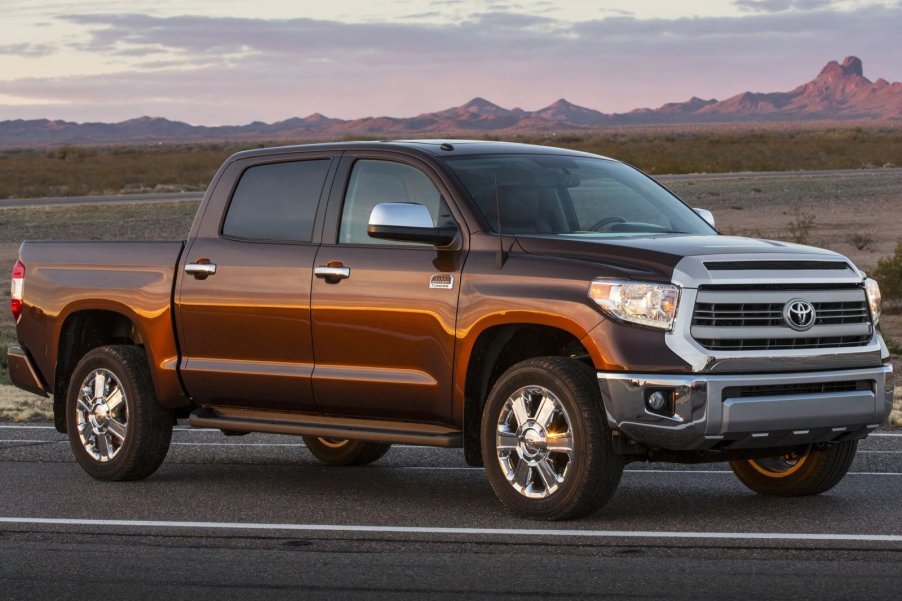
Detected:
left=222, top=159, right=330, bottom=242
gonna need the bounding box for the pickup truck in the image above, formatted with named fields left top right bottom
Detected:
left=7, top=140, right=894, bottom=520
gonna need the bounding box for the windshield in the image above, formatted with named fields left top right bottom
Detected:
left=442, top=154, right=716, bottom=237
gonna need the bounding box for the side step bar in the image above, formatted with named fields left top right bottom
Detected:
left=189, top=407, right=463, bottom=448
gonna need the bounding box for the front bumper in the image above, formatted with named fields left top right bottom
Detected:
left=598, top=365, right=894, bottom=451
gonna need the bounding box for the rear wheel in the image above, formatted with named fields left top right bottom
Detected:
left=480, top=357, right=623, bottom=520
left=66, top=345, right=173, bottom=481
left=729, top=441, right=858, bottom=496
left=302, top=436, right=391, bottom=466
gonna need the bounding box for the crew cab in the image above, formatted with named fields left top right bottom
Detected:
left=7, top=140, right=894, bottom=519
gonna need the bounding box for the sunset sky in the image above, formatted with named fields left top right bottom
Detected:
left=1, top=0, right=900, bottom=125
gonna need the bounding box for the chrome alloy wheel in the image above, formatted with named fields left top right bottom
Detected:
left=75, top=368, right=128, bottom=462
left=495, top=385, right=574, bottom=499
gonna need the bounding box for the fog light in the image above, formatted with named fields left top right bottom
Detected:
left=647, top=391, right=667, bottom=411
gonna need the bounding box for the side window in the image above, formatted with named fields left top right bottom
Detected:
left=222, top=159, right=331, bottom=242
left=339, top=160, right=451, bottom=246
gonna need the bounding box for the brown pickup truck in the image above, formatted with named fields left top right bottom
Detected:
left=7, top=140, right=894, bottom=519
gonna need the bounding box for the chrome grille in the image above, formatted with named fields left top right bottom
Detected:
left=693, top=300, right=870, bottom=328
left=695, top=335, right=872, bottom=351
left=690, top=287, right=872, bottom=351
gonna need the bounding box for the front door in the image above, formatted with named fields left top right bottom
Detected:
left=310, top=155, right=464, bottom=422
left=176, top=154, right=336, bottom=411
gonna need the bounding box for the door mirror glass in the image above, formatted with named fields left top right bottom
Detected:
left=368, top=202, right=457, bottom=247
left=694, top=208, right=715, bottom=228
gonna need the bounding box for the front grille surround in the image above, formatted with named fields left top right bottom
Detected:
left=689, top=287, right=872, bottom=352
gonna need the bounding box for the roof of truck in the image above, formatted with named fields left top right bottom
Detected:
left=226, top=139, right=613, bottom=162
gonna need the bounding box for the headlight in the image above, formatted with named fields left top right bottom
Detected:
left=589, top=280, right=680, bottom=330
left=864, top=277, right=881, bottom=322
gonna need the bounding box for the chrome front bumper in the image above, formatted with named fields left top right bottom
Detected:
left=598, top=365, right=894, bottom=451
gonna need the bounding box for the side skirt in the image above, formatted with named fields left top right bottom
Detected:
left=189, top=406, right=463, bottom=448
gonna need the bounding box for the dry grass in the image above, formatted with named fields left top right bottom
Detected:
left=891, top=387, right=902, bottom=428
left=3, top=127, right=902, bottom=199
left=0, top=384, right=51, bottom=421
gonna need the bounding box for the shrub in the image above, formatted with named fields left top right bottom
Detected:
left=786, top=205, right=816, bottom=244
left=847, top=233, right=875, bottom=251
left=872, top=241, right=902, bottom=300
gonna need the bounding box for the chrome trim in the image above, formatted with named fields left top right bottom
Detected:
left=695, top=289, right=865, bottom=304
left=368, top=202, right=434, bottom=228
left=598, top=365, right=894, bottom=451
left=185, top=263, right=217, bottom=276
left=314, top=266, right=351, bottom=279
left=666, top=254, right=883, bottom=373
left=690, top=323, right=870, bottom=340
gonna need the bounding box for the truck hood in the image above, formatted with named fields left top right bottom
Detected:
left=514, top=234, right=844, bottom=279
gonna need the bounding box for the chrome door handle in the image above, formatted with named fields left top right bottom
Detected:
left=185, top=262, right=217, bottom=279
left=314, top=266, right=350, bottom=280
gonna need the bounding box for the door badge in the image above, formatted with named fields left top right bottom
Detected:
left=429, top=274, right=454, bottom=290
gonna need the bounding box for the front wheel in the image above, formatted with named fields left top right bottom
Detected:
left=302, top=436, right=391, bottom=466
left=66, top=345, right=173, bottom=481
left=729, top=440, right=858, bottom=496
left=480, top=357, right=623, bottom=520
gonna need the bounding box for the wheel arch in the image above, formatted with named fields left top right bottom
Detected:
left=458, top=320, right=598, bottom=467
left=52, top=304, right=183, bottom=432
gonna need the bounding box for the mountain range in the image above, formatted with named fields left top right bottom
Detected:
left=1, top=57, right=900, bottom=147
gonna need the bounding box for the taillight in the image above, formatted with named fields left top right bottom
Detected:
left=11, top=260, right=24, bottom=321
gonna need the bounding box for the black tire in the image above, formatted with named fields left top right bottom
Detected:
left=729, top=440, right=858, bottom=497
left=480, top=357, right=623, bottom=520
left=66, top=345, right=173, bottom=481
left=302, top=436, right=392, bottom=466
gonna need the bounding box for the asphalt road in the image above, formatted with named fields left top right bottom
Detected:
left=2, top=424, right=902, bottom=599
left=2, top=168, right=901, bottom=209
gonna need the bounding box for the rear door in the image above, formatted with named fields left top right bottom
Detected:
left=310, top=153, right=466, bottom=423
left=176, top=151, right=338, bottom=411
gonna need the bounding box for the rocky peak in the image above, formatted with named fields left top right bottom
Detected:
left=817, top=56, right=864, bottom=82
left=461, top=97, right=506, bottom=114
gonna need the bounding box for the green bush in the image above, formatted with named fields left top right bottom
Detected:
left=873, top=241, right=902, bottom=300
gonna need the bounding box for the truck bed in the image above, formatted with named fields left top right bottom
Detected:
left=14, top=240, right=186, bottom=407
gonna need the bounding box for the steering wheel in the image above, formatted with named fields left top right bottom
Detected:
left=589, top=216, right=626, bottom=231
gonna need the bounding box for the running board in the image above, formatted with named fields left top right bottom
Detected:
left=189, top=407, right=463, bottom=448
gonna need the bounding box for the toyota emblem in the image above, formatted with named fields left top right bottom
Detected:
left=783, top=299, right=816, bottom=331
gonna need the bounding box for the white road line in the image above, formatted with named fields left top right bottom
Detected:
left=1, top=516, right=901, bottom=543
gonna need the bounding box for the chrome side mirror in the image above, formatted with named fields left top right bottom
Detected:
left=367, top=202, right=457, bottom=247
left=370, top=202, right=434, bottom=229
left=694, top=208, right=715, bottom=228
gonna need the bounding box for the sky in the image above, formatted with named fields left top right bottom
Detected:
left=1, top=0, right=900, bottom=125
